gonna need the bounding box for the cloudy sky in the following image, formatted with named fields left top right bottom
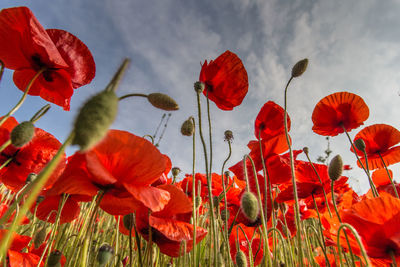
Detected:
left=1, top=0, right=400, bottom=193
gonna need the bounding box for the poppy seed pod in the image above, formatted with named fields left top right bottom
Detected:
left=181, top=117, right=195, bottom=136
left=354, top=138, right=366, bottom=152
left=72, top=90, right=118, bottom=151
left=171, top=167, right=181, bottom=177
left=224, top=130, right=233, bottom=141
left=303, top=147, right=309, bottom=154
left=97, top=244, right=114, bottom=266
left=329, top=155, right=343, bottom=181
left=194, top=81, right=205, bottom=93
left=123, top=214, right=134, bottom=230
left=240, top=191, right=259, bottom=222
left=235, top=250, right=248, bottom=267
left=147, top=93, right=179, bottom=111
left=47, top=250, right=62, bottom=267
left=10, top=121, right=34, bottom=147
left=291, top=58, right=308, bottom=77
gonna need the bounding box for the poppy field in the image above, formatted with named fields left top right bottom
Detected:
left=1, top=5, right=400, bottom=267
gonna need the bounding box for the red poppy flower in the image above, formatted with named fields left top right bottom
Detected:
left=254, top=101, right=290, bottom=140
left=229, top=224, right=264, bottom=266
left=48, top=129, right=170, bottom=215
left=0, top=117, right=66, bottom=192
left=0, top=203, right=29, bottom=225
left=372, top=168, right=393, bottom=186
left=352, top=124, right=400, bottom=170
left=312, top=92, right=369, bottom=136
left=0, top=230, right=43, bottom=267
left=135, top=184, right=207, bottom=257
left=341, top=193, right=400, bottom=261
left=199, top=50, right=248, bottom=110
left=0, top=7, right=95, bottom=110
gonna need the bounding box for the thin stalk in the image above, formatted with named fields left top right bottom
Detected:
left=377, top=152, right=399, bottom=198
left=133, top=213, right=143, bottom=267
left=311, top=194, right=330, bottom=267
left=195, top=90, right=217, bottom=267
left=343, top=126, right=379, bottom=197
left=283, top=76, right=304, bottom=266
left=0, top=60, right=4, bottom=83
left=0, top=68, right=46, bottom=127
left=118, top=93, right=148, bottom=101
left=190, top=117, right=198, bottom=267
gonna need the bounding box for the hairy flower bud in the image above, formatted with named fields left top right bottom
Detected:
left=123, top=214, right=134, bottom=230
left=47, top=250, right=62, bottom=267
left=72, top=90, right=118, bottom=151
left=303, top=147, right=309, bottom=155
left=220, top=209, right=229, bottom=221
left=291, top=58, right=308, bottom=78
left=147, top=93, right=179, bottom=111
left=97, top=244, right=114, bottom=266
left=10, top=121, right=34, bottom=147
left=240, top=191, right=259, bottom=222
left=181, top=117, right=194, bottom=136
left=171, top=167, right=181, bottom=177
left=329, top=155, right=343, bottom=181
left=33, top=227, right=46, bottom=248
left=354, top=138, right=366, bottom=152
left=236, top=250, right=248, bottom=267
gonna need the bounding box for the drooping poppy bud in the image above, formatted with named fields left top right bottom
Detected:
left=10, top=121, right=34, bottom=147
left=147, top=93, right=179, bottom=111
left=72, top=90, right=118, bottom=151
left=47, top=250, right=62, bottom=267
left=33, top=226, right=47, bottom=248
left=220, top=208, right=229, bottom=221
left=181, top=117, right=195, bottom=136
left=123, top=214, right=134, bottom=230
left=329, top=155, right=343, bottom=181
left=354, top=138, right=366, bottom=152
left=235, top=250, right=248, bottom=267
left=291, top=58, right=308, bottom=78
left=303, top=147, right=309, bottom=155
left=97, top=244, right=114, bottom=266
left=240, top=191, right=259, bottom=222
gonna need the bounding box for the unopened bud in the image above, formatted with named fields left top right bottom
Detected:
left=10, top=121, right=34, bottom=147
left=235, top=250, right=248, bottom=267
left=195, top=196, right=202, bottom=208
left=303, top=147, right=309, bottom=155
left=72, top=90, right=118, bottom=151
left=147, top=93, right=179, bottom=111
left=329, top=155, right=343, bottom=181
left=171, top=167, right=181, bottom=177
left=220, top=209, right=229, bottom=221
left=33, top=227, right=46, bottom=248
left=26, top=173, right=37, bottom=184
left=224, top=130, right=233, bottom=142
left=122, top=214, right=134, bottom=230
left=354, top=139, right=366, bottom=152
left=240, top=192, right=259, bottom=222
left=291, top=58, right=308, bottom=78
left=47, top=250, right=62, bottom=267
left=181, top=117, right=194, bottom=136
left=194, top=81, right=205, bottom=93
left=97, top=244, right=114, bottom=266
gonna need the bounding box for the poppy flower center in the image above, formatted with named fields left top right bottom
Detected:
left=1, top=150, right=21, bottom=166
left=31, top=54, right=57, bottom=82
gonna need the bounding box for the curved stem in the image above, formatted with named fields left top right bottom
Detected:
left=343, top=126, right=378, bottom=197
left=118, top=93, right=148, bottom=101
left=378, top=152, right=399, bottom=198
left=30, top=104, right=51, bottom=123
left=283, top=76, right=304, bottom=266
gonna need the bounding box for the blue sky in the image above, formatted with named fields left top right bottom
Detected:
left=1, top=0, right=400, bottom=193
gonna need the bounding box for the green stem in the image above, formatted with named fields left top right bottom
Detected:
left=118, top=93, right=148, bottom=101
left=0, top=60, right=4, bottom=83
left=283, top=76, right=304, bottom=266
left=378, top=152, right=399, bottom=198
left=133, top=213, right=143, bottom=267
left=0, top=68, right=46, bottom=128
left=343, top=126, right=378, bottom=197
left=191, top=117, right=197, bottom=267
left=195, top=90, right=217, bottom=267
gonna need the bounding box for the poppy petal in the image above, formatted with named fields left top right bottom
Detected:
left=123, top=184, right=170, bottom=212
